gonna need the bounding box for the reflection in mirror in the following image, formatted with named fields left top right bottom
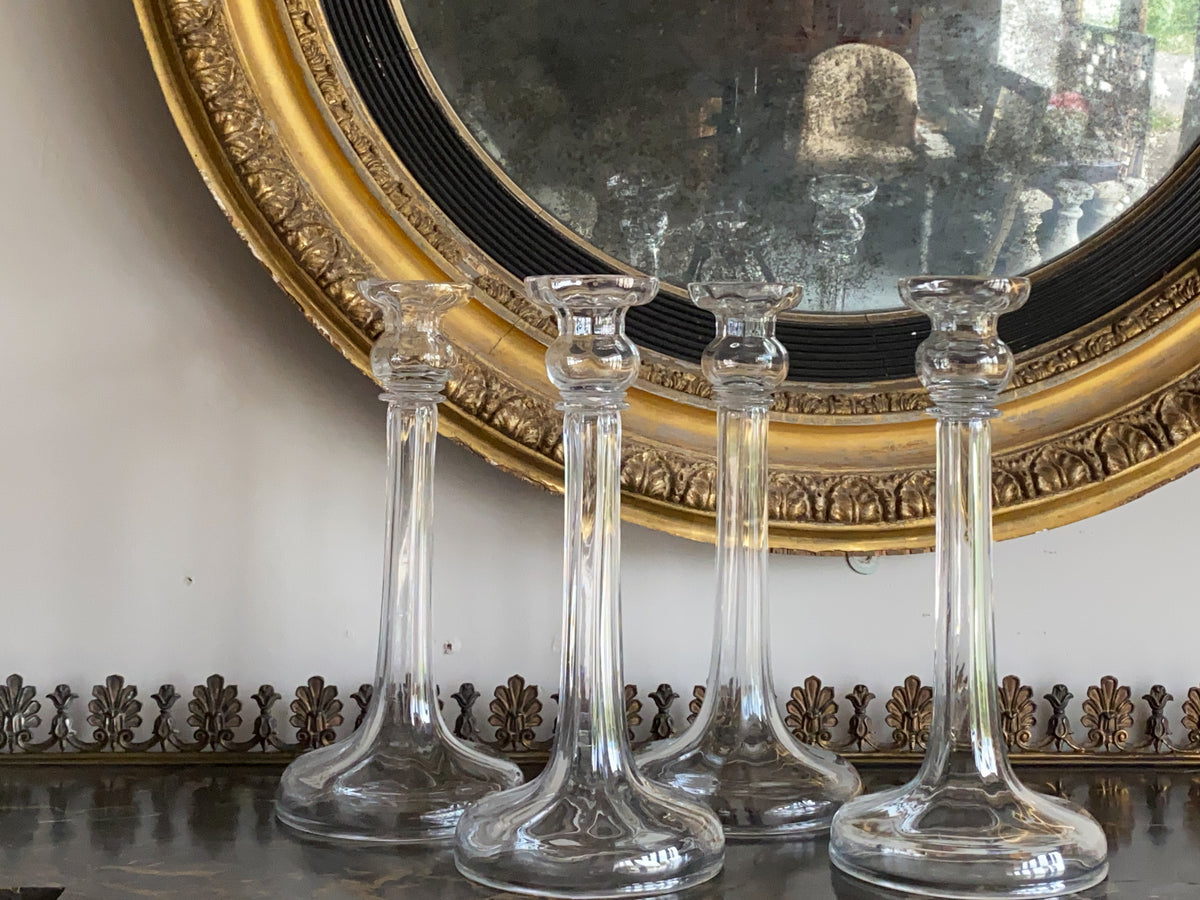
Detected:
left=402, top=0, right=1200, bottom=311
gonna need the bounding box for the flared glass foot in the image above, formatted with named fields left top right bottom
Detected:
left=637, top=727, right=860, bottom=839
left=275, top=732, right=523, bottom=844
left=453, top=772, right=725, bottom=898
left=829, top=779, right=1109, bottom=898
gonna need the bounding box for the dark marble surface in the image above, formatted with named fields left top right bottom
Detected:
left=0, top=765, right=1197, bottom=898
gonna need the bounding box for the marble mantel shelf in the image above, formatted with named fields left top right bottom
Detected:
left=0, top=765, right=1195, bottom=898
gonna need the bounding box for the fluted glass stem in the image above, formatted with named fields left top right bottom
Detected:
left=919, top=416, right=1007, bottom=788
left=708, top=399, right=772, bottom=723
left=555, top=406, right=628, bottom=780
left=371, top=397, right=439, bottom=741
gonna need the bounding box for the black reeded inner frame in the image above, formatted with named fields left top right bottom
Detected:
left=324, top=0, right=1200, bottom=382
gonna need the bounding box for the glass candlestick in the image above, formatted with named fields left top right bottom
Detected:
left=454, top=275, right=725, bottom=898
left=829, top=277, right=1108, bottom=898
left=275, top=280, right=522, bottom=844
left=810, top=174, right=876, bottom=312
left=636, top=282, right=862, bottom=838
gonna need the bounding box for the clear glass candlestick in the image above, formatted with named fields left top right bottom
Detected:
left=810, top=174, right=877, bottom=312
left=636, top=282, right=861, bottom=839
left=275, top=280, right=522, bottom=844
left=829, top=277, right=1108, bottom=898
left=454, top=275, right=725, bottom=898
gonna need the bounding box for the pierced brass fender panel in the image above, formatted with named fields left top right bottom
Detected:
left=1, top=672, right=1196, bottom=767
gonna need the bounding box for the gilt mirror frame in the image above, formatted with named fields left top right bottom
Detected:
left=137, top=0, right=1200, bottom=553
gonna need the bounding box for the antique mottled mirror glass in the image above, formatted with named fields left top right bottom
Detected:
left=401, top=0, right=1198, bottom=312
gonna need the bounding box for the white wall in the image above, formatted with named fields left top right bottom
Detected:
left=0, top=3, right=1195, bottom=738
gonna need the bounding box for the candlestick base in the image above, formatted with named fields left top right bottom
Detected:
left=276, top=727, right=523, bottom=844
left=636, top=690, right=861, bottom=839
left=829, top=777, right=1108, bottom=898
left=454, top=769, right=725, bottom=898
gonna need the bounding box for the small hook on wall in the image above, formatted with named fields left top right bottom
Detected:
left=845, top=553, right=878, bottom=575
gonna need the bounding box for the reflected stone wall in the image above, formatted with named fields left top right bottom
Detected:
left=999, top=0, right=1063, bottom=87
